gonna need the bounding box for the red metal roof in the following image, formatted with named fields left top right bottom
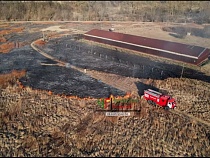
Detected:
left=84, top=29, right=207, bottom=59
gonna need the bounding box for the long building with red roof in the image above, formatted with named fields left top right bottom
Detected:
left=83, top=29, right=210, bottom=65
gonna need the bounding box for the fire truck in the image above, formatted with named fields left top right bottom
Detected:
left=143, top=89, right=176, bottom=110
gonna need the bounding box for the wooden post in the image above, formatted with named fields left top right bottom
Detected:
left=180, top=64, right=184, bottom=78
left=91, top=45, right=93, bottom=54
left=42, top=32, right=45, bottom=41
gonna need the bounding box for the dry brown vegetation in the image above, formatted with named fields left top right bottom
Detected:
left=0, top=1, right=210, bottom=23
left=0, top=26, right=26, bottom=53
left=0, top=42, right=26, bottom=53
left=0, top=36, right=7, bottom=43
left=0, top=70, right=26, bottom=89
left=0, top=27, right=24, bottom=36
left=34, top=39, right=46, bottom=46
left=0, top=42, right=15, bottom=53
left=0, top=76, right=210, bottom=156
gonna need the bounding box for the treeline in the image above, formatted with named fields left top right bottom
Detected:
left=0, top=1, right=210, bottom=23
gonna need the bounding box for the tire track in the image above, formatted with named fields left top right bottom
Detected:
left=31, top=39, right=66, bottom=67
left=84, top=69, right=141, bottom=96
left=171, top=109, right=210, bottom=127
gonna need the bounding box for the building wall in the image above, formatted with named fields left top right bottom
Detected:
left=196, top=49, right=210, bottom=65
left=83, top=35, right=198, bottom=65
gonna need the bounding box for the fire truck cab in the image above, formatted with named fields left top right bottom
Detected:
left=144, top=89, right=176, bottom=110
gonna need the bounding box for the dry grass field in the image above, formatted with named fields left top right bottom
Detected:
left=0, top=21, right=210, bottom=156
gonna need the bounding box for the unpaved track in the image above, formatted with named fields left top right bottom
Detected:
left=172, top=109, right=210, bottom=127
left=31, top=40, right=66, bottom=66
left=84, top=69, right=142, bottom=96
left=30, top=38, right=210, bottom=128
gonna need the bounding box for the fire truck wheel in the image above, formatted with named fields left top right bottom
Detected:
left=147, top=100, right=153, bottom=105
left=164, top=106, right=169, bottom=110
left=152, top=102, right=156, bottom=107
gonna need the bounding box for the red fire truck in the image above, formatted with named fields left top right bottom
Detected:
left=143, top=89, right=176, bottom=110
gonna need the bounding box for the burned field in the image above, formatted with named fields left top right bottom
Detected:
left=0, top=45, right=125, bottom=98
